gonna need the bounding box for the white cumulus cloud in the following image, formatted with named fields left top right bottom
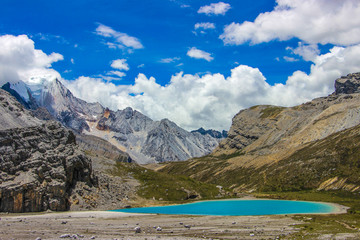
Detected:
left=66, top=43, right=360, bottom=131
left=108, top=71, right=126, bottom=78
left=220, top=0, right=360, bottom=46
left=187, top=47, right=214, bottom=62
left=159, top=57, right=181, bottom=63
left=194, top=22, right=216, bottom=30
left=0, top=34, right=63, bottom=86
left=198, top=2, right=231, bottom=16
left=111, top=59, right=129, bottom=71
left=283, top=56, right=299, bottom=62
left=287, top=42, right=320, bottom=62
left=95, top=23, right=143, bottom=49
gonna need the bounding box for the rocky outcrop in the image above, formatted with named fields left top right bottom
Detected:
left=31, top=107, right=55, bottom=121
left=0, top=121, right=95, bottom=212
left=335, top=72, right=360, bottom=95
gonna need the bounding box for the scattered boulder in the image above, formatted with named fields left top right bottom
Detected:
left=134, top=226, right=141, bottom=233
left=59, top=234, right=71, bottom=238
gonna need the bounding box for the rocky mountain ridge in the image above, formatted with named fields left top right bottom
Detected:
left=91, top=108, right=221, bottom=163
left=2, top=79, right=224, bottom=163
left=161, top=72, right=360, bottom=193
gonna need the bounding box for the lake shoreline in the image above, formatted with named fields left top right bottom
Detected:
left=0, top=197, right=349, bottom=239
left=0, top=197, right=348, bottom=218
left=109, top=197, right=349, bottom=216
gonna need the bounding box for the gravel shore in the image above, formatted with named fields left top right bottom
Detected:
left=0, top=203, right=348, bottom=240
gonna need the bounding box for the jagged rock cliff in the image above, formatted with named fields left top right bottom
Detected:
left=0, top=121, right=94, bottom=212
left=162, top=73, right=360, bottom=193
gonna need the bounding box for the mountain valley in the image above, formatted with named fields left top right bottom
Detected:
left=161, top=73, right=360, bottom=194
left=1, top=71, right=360, bottom=239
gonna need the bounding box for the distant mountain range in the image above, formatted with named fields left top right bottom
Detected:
left=1, top=76, right=226, bottom=163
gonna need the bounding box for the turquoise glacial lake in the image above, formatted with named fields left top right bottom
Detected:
left=111, top=199, right=335, bottom=216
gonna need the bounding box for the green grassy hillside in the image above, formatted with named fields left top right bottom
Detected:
left=161, top=124, right=360, bottom=193
left=110, top=162, right=222, bottom=202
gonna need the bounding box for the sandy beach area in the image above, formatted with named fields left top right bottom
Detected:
left=0, top=201, right=348, bottom=240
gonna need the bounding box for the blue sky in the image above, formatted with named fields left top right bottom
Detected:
left=1, top=0, right=360, bottom=130
left=0, top=0, right=310, bottom=84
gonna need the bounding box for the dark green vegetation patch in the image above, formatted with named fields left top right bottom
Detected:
left=111, top=162, right=220, bottom=202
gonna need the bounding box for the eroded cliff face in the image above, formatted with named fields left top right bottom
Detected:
left=0, top=121, right=94, bottom=213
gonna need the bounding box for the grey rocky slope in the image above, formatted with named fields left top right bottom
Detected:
left=2, top=78, right=223, bottom=163
left=76, top=134, right=132, bottom=163
left=0, top=89, right=42, bottom=130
